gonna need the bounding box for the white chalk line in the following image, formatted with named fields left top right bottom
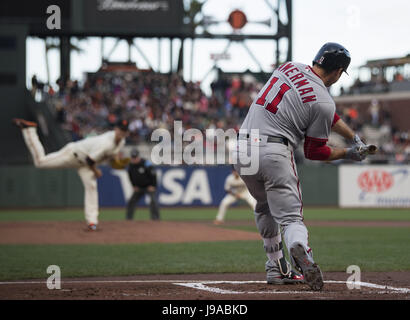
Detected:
left=0, top=280, right=282, bottom=285
left=0, top=280, right=196, bottom=285
left=174, top=280, right=410, bottom=295
left=173, top=282, right=315, bottom=295
left=0, top=279, right=409, bottom=295
left=326, top=280, right=410, bottom=294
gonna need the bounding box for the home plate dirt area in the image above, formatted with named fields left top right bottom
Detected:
left=1, top=272, right=410, bottom=300
left=0, top=221, right=409, bottom=299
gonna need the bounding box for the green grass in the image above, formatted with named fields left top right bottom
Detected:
left=0, top=207, right=409, bottom=280
left=303, top=208, right=410, bottom=221
left=1, top=226, right=409, bottom=280
left=1, top=207, right=410, bottom=222
left=309, top=227, right=410, bottom=271
left=228, top=225, right=410, bottom=272
left=0, top=241, right=265, bottom=281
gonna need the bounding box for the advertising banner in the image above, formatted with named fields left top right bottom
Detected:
left=339, top=165, right=410, bottom=207
left=98, top=165, right=233, bottom=207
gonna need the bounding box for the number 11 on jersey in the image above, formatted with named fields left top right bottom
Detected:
left=256, top=77, right=291, bottom=114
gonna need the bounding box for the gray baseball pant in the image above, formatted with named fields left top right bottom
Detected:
left=234, top=140, right=310, bottom=261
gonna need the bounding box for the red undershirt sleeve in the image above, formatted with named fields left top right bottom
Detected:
left=332, top=113, right=340, bottom=127
left=304, top=136, right=331, bottom=160
left=304, top=102, right=335, bottom=161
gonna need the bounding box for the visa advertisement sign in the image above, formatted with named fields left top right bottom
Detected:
left=339, top=165, right=410, bottom=207
left=98, top=165, right=232, bottom=207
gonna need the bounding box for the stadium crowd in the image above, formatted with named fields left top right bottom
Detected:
left=330, top=101, right=410, bottom=164
left=34, top=68, right=409, bottom=164
left=42, top=69, right=261, bottom=146
left=342, top=71, right=410, bottom=95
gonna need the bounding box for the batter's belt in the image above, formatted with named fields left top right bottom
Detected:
left=237, top=133, right=289, bottom=146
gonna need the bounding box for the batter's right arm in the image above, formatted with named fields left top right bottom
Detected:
left=304, top=104, right=365, bottom=162
left=331, top=115, right=355, bottom=141
left=331, top=115, right=365, bottom=148
left=327, top=147, right=348, bottom=161
left=305, top=138, right=366, bottom=161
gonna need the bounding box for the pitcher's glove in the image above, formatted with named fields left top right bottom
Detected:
left=110, top=157, right=130, bottom=169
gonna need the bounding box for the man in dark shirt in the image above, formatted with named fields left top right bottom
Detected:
left=126, top=149, right=160, bottom=221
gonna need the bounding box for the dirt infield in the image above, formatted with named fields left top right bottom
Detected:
left=0, top=221, right=261, bottom=244
left=0, top=220, right=408, bottom=245
left=1, top=272, right=409, bottom=300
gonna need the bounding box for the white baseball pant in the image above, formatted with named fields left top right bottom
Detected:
left=22, top=127, right=99, bottom=225
left=215, top=190, right=256, bottom=222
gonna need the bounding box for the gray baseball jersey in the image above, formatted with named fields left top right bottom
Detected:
left=235, top=61, right=338, bottom=270
left=240, top=62, right=336, bottom=148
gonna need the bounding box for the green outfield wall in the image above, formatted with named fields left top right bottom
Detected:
left=0, top=165, right=339, bottom=208
left=0, top=166, right=83, bottom=207
left=298, top=164, right=339, bottom=206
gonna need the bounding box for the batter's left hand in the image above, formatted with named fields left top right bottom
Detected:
left=352, top=134, right=366, bottom=148
left=345, top=146, right=366, bottom=161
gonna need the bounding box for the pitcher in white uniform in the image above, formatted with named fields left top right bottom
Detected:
left=214, top=169, right=256, bottom=225
left=13, top=118, right=129, bottom=231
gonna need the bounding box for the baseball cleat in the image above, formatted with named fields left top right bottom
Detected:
left=12, top=118, right=37, bottom=129
left=87, top=223, right=97, bottom=231
left=290, top=243, right=324, bottom=291
left=213, top=219, right=224, bottom=225
left=266, top=258, right=305, bottom=285
left=267, top=269, right=305, bottom=285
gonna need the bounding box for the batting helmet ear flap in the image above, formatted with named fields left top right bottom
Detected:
left=313, top=42, right=351, bottom=74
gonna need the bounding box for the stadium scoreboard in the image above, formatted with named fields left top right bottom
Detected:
left=0, top=0, right=185, bottom=37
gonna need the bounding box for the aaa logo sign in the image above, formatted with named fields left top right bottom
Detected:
left=339, top=166, right=410, bottom=207
left=357, top=170, right=393, bottom=193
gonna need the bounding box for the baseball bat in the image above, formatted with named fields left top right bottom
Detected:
left=367, top=145, right=378, bottom=154
left=360, top=144, right=378, bottom=155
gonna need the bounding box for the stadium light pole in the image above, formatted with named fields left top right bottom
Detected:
left=170, top=38, right=174, bottom=74
left=101, top=37, right=104, bottom=64
left=60, top=36, right=70, bottom=81
left=158, top=38, right=162, bottom=72
left=127, top=38, right=132, bottom=63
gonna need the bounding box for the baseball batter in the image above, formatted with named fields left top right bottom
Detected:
left=13, top=118, right=129, bottom=231
left=214, top=169, right=256, bottom=225
left=234, top=43, right=371, bottom=290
